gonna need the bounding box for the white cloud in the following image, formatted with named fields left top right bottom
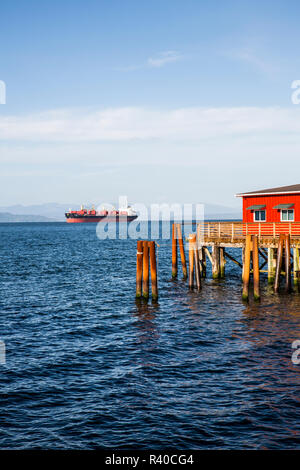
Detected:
left=0, top=106, right=300, bottom=143
left=147, top=50, right=182, bottom=68
left=114, top=50, right=182, bottom=71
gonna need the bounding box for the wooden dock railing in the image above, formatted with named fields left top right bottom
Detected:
left=196, top=222, right=300, bottom=241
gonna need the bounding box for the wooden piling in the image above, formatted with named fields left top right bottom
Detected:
left=199, top=247, right=206, bottom=277
left=242, top=234, right=251, bottom=301
left=212, top=244, right=220, bottom=279
left=252, top=235, right=260, bottom=300
left=220, top=247, right=226, bottom=278
left=177, top=224, right=187, bottom=279
left=149, top=241, right=158, bottom=300
left=136, top=240, right=143, bottom=298
left=274, top=234, right=285, bottom=294
left=293, top=247, right=300, bottom=290
left=188, top=234, right=196, bottom=289
left=194, top=246, right=201, bottom=290
left=285, top=234, right=291, bottom=293
left=172, top=224, right=178, bottom=278
left=267, top=247, right=276, bottom=284
left=142, top=240, right=149, bottom=299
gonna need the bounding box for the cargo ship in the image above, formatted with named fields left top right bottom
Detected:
left=65, top=204, right=138, bottom=223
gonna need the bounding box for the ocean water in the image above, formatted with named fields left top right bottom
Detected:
left=1, top=222, right=300, bottom=450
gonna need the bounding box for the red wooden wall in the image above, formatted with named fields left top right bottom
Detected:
left=242, top=193, right=300, bottom=222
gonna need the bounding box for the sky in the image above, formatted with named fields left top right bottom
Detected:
left=1, top=0, right=300, bottom=208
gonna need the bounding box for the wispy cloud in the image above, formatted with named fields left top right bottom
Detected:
left=224, top=46, right=277, bottom=76
left=114, top=50, right=182, bottom=71
left=0, top=106, right=300, bottom=143
left=147, top=50, right=182, bottom=68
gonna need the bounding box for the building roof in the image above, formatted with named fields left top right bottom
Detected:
left=236, top=184, right=300, bottom=197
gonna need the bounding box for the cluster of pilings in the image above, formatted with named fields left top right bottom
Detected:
left=135, top=224, right=300, bottom=301
left=136, top=240, right=158, bottom=301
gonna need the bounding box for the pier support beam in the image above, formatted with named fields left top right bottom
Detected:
left=177, top=224, right=187, bottom=279
left=149, top=241, right=158, bottom=301
left=172, top=223, right=178, bottom=278
left=212, top=244, right=220, bottom=279
left=142, top=241, right=150, bottom=299
left=274, top=234, right=285, bottom=294
left=199, top=247, right=206, bottom=277
left=285, top=234, right=291, bottom=293
left=188, top=234, right=196, bottom=289
left=267, top=248, right=276, bottom=284
left=194, top=245, right=201, bottom=290
left=136, top=240, right=143, bottom=298
left=252, top=235, right=260, bottom=301
left=242, top=235, right=251, bottom=301
left=220, top=247, right=226, bottom=278
left=293, top=247, right=300, bottom=291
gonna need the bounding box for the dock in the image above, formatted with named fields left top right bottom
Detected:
left=136, top=221, right=300, bottom=303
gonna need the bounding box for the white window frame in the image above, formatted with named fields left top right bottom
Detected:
left=253, top=210, right=266, bottom=222
left=280, top=209, right=294, bottom=222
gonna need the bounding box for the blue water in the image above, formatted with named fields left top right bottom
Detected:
left=1, top=222, right=300, bottom=449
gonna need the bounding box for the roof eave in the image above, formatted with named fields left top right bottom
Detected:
left=235, top=190, right=300, bottom=197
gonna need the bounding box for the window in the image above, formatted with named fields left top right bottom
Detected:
left=281, top=209, right=294, bottom=221
left=254, top=210, right=266, bottom=222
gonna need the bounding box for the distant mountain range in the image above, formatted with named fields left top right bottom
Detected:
left=0, top=212, right=57, bottom=222
left=0, top=202, right=241, bottom=222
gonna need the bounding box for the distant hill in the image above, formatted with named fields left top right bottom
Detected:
left=0, top=203, right=75, bottom=221
left=0, top=212, right=57, bottom=223
left=0, top=202, right=242, bottom=221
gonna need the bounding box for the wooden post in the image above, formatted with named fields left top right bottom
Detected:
left=267, top=247, right=276, bottom=284
left=274, top=234, right=285, bottom=294
left=293, top=247, right=300, bottom=290
left=188, top=234, right=196, bottom=288
left=136, top=240, right=143, bottom=298
left=172, top=224, right=178, bottom=278
left=194, top=246, right=201, bottom=290
left=212, top=244, right=220, bottom=279
left=285, top=234, right=291, bottom=293
left=220, top=247, right=226, bottom=278
left=149, top=241, right=158, bottom=300
left=242, top=235, right=251, bottom=301
left=199, top=247, right=206, bottom=277
left=252, top=235, right=260, bottom=300
left=242, top=246, right=245, bottom=282
left=142, top=240, right=149, bottom=299
left=177, top=224, right=187, bottom=279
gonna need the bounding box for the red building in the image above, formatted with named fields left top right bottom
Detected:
left=236, top=184, right=300, bottom=223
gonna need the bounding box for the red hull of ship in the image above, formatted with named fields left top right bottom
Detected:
left=66, top=215, right=137, bottom=223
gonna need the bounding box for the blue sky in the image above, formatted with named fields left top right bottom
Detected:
left=1, top=0, right=300, bottom=207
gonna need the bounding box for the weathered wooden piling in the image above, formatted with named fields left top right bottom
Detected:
left=293, top=247, right=300, bottom=290
left=177, top=224, right=187, bottom=279
left=149, top=241, right=158, bottom=300
left=252, top=235, right=260, bottom=300
left=172, top=223, right=178, bottom=278
left=220, top=247, right=226, bottom=278
left=242, top=234, right=252, bottom=301
left=267, top=247, right=276, bottom=284
left=285, top=234, right=291, bottom=293
left=142, top=240, right=149, bottom=299
left=274, top=234, right=285, bottom=294
left=199, top=247, right=206, bottom=277
left=188, top=234, right=196, bottom=289
left=194, top=245, right=201, bottom=290
left=136, top=240, right=143, bottom=298
left=212, top=244, right=220, bottom=279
